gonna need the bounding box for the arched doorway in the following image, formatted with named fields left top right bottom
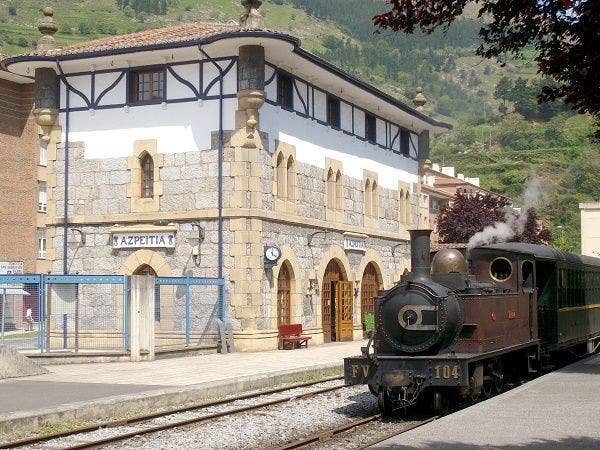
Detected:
left=277, top=262, right=292, bottom=326
left=321, top=259, right=353, bottom=343
left=361, top=263, right=381, bottom=337
left=134, top=264, right=160, bottom=322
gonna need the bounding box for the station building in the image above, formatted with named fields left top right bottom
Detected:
left=3, top=4, right=450, bottom=351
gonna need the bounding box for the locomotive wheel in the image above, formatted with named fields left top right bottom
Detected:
left=368, top=383, right=380, bottom=396
left=482, top=376, right=493, bottom=398
left=493, top=361, right=504, bottom=393
left=378, top=387, right=394, bottom=416
left=432, top=389, right=450, bottom=415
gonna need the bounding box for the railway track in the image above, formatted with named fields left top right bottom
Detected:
left=1, top=376, right=345, bottom=449
left=273, top=414, right=438, bottom=450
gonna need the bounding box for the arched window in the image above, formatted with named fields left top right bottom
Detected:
left=326, top=168, right=335, bottom=209
left=399, top=189, right=405, bottom=223
left=277, top=263, right=292, bottom=326
left=276, top=152, right=286, bottom=199
left=286, top=156, right=295, bottom=201
left=335, top=170, right=343, bottom=210
left=371, top=180, right=378, bottom=218
left=364, top=179, right=372, bottom=217
left=141, top=153, right=154, bottom=198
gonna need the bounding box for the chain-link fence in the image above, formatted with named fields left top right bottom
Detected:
left=1, top=274, right=225, bottom=354
left=155, top=277, right=225, bottom=350
left=44, top=275, right=128, bottom=352
left=0, top=275, right=43, bottom=352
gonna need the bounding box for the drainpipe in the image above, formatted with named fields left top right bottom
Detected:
left=56, top=60, right=70, bottom=274
left=198, top=47, right=224, bottom=280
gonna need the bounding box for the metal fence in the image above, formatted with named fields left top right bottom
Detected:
left=0, top=274, right=226, bottom=354
left=0, top=275, right=43, bottom=352
left=154, top=277, right=226, bottom=350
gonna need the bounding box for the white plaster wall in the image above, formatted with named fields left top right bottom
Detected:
left=294, top=79, right=308, bottom=115
left=340, top=101, right=352, bottom=133
left=376, top=118, right=386, bottom=147
left=61, top=98, right=236, bottom=158
left=167, top=64, right=200, bottom=99
left=390, top=124, right=400, bottom=152
left=203, top=61, right=237, bottom=96
left=61, top=76, right=92, bottom=109
left=95, top=72, right=126, bottom=106
left=354, top=109, right=365, bottom=139
left=262, top=103, right=418, bottom=191
left=313, top=89, right=327, bottom=122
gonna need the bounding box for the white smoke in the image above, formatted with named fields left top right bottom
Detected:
left=467, top=176, right=547, bottom=249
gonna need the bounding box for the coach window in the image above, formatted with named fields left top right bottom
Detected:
left=277, top=73, right=294, bottom=110
left=522, top=261, right=534, bottom=292
left=130, top=68, right=164, bottom=104
left=490, top=257, right=512, bottom=282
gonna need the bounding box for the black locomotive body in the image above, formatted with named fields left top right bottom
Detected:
left=345, top=230, right=600, bottom=414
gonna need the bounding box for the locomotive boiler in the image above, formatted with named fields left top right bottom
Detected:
left=345, top=229, right=600, bottom=414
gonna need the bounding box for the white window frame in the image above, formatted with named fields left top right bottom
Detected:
left=38, top=182, right=47, bottom=212
left=39, top=142, right=48, bottom=166
left=38, top=230, right=46, bottom=259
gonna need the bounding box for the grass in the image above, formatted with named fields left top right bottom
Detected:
left=0, top=0, right=350, bottom=55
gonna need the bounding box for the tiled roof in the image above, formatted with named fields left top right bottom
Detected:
left=30, top=22, right=241, bottom=57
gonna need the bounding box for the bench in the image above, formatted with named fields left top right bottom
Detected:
left=278, top=324, right=311, bottom=350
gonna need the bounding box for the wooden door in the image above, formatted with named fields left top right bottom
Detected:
left=336, top=281, right=354, bottom=341
left=322, top=260, right=342, bottom=343
left=277, top=263, right=291, bottom=326
left=361, top=263, right=379, bottom=333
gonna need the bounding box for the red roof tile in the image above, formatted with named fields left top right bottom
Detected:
left=30, top=22, right=241, bottom=57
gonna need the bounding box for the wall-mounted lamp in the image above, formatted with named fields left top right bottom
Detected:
left=190, top=223, right=205, bottom=266
left=391, top=242, right=405, bottom=257
left=354, top=279, right=361, bottom=298
left=308, top=230, right=327, bottom=247
left=69, top=228, right=86, bottom=246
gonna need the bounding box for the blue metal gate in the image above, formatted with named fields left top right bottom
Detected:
left=154, top=277, right=226, bottom=349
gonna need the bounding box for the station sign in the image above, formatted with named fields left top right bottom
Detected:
left=112, top=232, right=176, bottom=249
left=343, top=233, right=367, bottom=253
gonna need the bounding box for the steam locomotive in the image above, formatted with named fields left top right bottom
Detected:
left=344, top=229, right=600, bottom=414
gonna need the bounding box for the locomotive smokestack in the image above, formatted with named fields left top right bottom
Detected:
left=408, top=229, right=432, bottom=283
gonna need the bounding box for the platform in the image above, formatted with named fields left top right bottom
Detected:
left=372, top=353, right=600, bottom=449
left=0, top=340, right=365, bottom=438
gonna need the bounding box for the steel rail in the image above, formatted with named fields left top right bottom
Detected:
left=273, top=414, right=438, bottom=450
left=272, top=414, right=382, bottom=450
left=60, top=384, right=348, bottom=450
left=0, top=376, right=343, bottom=449
left=357, top=415, right=439, bottom=449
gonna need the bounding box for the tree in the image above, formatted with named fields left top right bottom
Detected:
left=373, top=1, right=600, bottom=136
left=436, top=192, right=552, bottom=245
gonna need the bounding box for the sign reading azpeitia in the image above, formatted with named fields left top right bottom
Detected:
left=343, top=232, right=367, bottom=253
left=112, top=232, right=176, bottom=249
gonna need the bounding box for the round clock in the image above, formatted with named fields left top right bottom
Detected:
left=264, top=245, right=281, bottom=262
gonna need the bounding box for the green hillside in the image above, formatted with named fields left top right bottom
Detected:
left=1, top=0, right=596, bottom=250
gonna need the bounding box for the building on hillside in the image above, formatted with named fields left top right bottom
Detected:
left=0, top=55, right=52, bottom=330
left=580, top=202, right=600, bottom=257
left=3, top=4, right=450, bottom=351
left=419, top=163, right=512, bottom=243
